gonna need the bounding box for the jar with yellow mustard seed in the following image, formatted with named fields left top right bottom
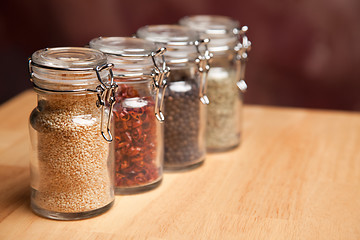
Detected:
left=28, top=47, right=117, bottom=220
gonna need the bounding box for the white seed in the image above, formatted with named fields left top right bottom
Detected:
left=31, top=93, right=113, bottom=213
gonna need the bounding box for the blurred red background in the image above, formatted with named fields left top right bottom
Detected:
left=1, top=0, right=360, bottom=110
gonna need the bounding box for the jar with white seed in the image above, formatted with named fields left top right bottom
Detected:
left=180, top=15, right=251, bottom=152
left=28, top=47, right=117, bottom=220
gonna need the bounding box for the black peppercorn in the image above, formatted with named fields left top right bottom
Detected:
left=163, top=68, right=206, bottom=170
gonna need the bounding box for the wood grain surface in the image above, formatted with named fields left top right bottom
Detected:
left=0, top=90, right=359, bottom=239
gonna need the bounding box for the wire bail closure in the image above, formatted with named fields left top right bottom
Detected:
left=95, top=64, right=118, bottom=142
left=151, top=47, right=170, bottom=123
left=234, top=26, right=251, bottom=92
left=28, top=58, right=117, bottom=143
left=194, top=38, right=213, bottom=105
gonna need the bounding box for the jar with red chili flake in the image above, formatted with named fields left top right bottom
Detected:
left=137, top=25, right=212, bottom=171
left=90, top=37, right=169, bottom=194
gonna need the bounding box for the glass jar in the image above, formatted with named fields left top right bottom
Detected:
left=28, top=47, right=117, bottom=220
left=136, top=25, right=211, bottom=171
left=180, top=15, right=251, bottom=152
left=90, top=37, right=168, bottom=194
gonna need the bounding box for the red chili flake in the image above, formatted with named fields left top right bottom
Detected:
left=120, top=112, right=130, bottom=121
left=132, top=128, right=142, bottom=141
left=114, top=83, right=161, bottom=188
left=132, top=120, right=142, bottom=128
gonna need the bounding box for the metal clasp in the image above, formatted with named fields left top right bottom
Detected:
left=151, top=47, right=170, bottom=123
left=234, top=26, right=251, bottom=92
left=195, top=38, right=213, bottom=105
left=28, top=58, right=34, bottom=81
left=95, top=63, right=118, bottom=142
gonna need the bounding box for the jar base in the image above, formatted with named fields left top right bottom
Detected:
left=164, top=159, right=204, bottom=172
left=207, top=142, right=240, bottom=153
left=115, top=178, right=162, bottom=195
left=31, top=199, right=114, bottom=221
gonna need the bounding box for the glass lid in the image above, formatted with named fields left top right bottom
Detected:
left=31, top=47, right=107, bottom=70
left=89, top=37, right=156, bottom=56
left=179, top=15, right=239, bottom=37
left=136, top=25, right=198, bottom=45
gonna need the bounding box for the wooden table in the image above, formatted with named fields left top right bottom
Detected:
left=1, top=90, right=360, bottom=239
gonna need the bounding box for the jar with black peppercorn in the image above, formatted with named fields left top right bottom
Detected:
left=136, top=25, right=211, bottom=171
left=180, top=15, right=251, bottom=152
left=90, top=37, right=169, bottom=194
left=28, top=47, right=117, bottom=220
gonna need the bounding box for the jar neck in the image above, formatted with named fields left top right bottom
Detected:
left=36, top=91, right=98, bottom=111
left=115, top=79, right=154, bottom=98
left=113, top=76, right=153, bottom=84
left=163, top=62, right=195, bottom=71
left=210, top=49, right=237, bottom=61
left=155, top=43, right=198, bottom=66
left=166, top=65, right=196, bottom=82
left=206, top=37, right=237, bottom=55
left=107, top=54, right=154, bottom=78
